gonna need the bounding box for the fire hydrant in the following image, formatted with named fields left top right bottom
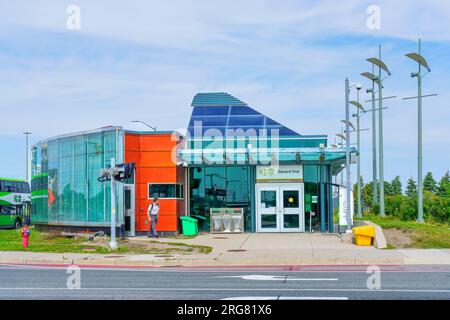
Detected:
left=21, top=225, right=30, bottom=249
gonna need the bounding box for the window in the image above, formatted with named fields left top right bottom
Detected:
left=148, top=184, right=184, bottom=199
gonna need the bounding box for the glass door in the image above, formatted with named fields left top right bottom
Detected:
left=257, top=186, right=279, bottom=232
left=124, top=185, right=135, bottom=236
left=256, top=184, right=305, bottom=232
left=280, top=185, right=304, bottom=232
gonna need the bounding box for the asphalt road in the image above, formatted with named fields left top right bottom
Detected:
left=0, top=264, right=449, bottom=300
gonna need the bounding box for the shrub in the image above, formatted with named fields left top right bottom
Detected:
left=385, top=195, right=403, bottom=217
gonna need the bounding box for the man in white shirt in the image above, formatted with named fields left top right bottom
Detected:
left=147, top=197, right=160, bottom=238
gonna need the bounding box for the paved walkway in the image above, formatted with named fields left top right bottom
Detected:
left=1, top=233, right=449, bottom=267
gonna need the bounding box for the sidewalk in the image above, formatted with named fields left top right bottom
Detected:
left=1, top=233, right=449, bottom=267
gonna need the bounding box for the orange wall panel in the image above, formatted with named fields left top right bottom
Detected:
left=125, top=132, right=184, bottom=233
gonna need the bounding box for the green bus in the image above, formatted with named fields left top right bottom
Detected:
left=0, top=178, right=31, bottom=229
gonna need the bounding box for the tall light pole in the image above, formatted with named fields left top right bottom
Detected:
left=404, top=39, right=437, bottom=223
left=349, top=86, right=365, bottom=218
left=366, top=45, right=391, bottom=217
left=361, top=69, right=378, bottom=206
left=131, top=120, right=157, bottom=131
left=343, top=79, right=361, bottom=232
left=22, top=132, right=32, bottom=182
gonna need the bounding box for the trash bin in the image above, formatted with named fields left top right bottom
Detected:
left=180, top=216, right=198, bottom=236
left=222, top=214, right=232, bottom=232
left=352, top=225, right=375, bottom=246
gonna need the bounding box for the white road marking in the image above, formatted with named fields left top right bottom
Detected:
left=0, top=287, right=448, bottom=293
left=215, top=275, right=338, bottom=281
left=222, top=296, right=349, bottom=300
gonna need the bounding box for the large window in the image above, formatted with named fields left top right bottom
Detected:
left=189, top=166, right=252, bottom=231
left=149, top=184, right=184, bottom=199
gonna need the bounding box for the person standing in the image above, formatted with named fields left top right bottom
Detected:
left=147, top=197, right=160, bottom=238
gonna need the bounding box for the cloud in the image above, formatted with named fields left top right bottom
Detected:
left=0, top=0, right=449, bottom=181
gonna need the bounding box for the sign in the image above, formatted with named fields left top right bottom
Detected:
left=256, top=165, right=303, bottom=183
left=339, top=187, right=354, bottom=226
left=311, top=196, right=318, bottom=204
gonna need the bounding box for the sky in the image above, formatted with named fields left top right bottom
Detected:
left=0, top=0, right=449, bottom=189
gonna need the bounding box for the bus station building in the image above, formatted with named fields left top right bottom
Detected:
left=31, top=92, right=354, bottom=235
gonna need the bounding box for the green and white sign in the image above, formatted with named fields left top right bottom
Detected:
left=256, top=165, right=303, bottom=183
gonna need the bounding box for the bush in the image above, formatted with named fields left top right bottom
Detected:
left=400, top=196, right=417, bottom=221
left=385, top=195, right=403, bottom=217
left=427, top=195, right=450, bottom=224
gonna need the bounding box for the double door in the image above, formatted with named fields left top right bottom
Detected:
left=256, top=184, right=304, bottom=232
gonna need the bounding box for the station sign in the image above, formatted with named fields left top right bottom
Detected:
left=256, top=165, right=303, bottom=183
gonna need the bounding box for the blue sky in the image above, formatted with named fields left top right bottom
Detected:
left=1, top=0, right=449, bottom=188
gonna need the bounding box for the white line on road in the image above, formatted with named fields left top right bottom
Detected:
left=214, top=275, right=338, bottom=281
left=0, top=287, right=448, bottom=293
left=222, top=296, right=349, bottom=300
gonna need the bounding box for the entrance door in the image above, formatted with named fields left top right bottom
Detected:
left=256, top=184, right=304, bottom=232
left=124, top=185, right=135, bottom=236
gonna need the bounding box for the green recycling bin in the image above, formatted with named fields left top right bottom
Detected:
left=180, top=216, right=198, bottom=236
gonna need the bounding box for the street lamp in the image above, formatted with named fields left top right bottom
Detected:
left=131, top=120, right=157, bottom=131
left=366, top=45, right=391, bottom=217
left=343, top=80, right=361, bottom=232
left=349, top=85, right=365, bottom=218
left=22, top=132, right=32, bottom=182
left=361, top=72, right=378, bottom=207
left=404, top=38, right=437, bottom=223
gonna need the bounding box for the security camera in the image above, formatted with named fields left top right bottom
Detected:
left=411, top=72, right=419, bottom=78
left=366, top=88, right=373, bottom=93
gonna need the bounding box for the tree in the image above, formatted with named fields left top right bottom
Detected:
left=437, top=171, right=450, bottom=196
left=405, top=177, right=417, bottom=197
left=391, top=176, right=402, bottom=195
left=423, top=172, right=437, bottom=193
left=384, top=180, right=393, bottom=196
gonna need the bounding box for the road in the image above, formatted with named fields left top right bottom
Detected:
left=0, top=264, right=449, bottom=300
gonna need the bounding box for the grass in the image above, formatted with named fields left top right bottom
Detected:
left=357, top=214, right=450, bottom=249
left=0, top=228, right=212, bottom=254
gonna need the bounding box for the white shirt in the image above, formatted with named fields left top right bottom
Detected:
left=148, top=203, right=160, bottom=215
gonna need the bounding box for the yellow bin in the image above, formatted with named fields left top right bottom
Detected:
left=352, top=225, right=375, bottom=246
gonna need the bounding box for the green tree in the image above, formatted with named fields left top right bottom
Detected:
left=391, top=176, right=402, bottom=195
left=384, top=180, right=393, bottom=196
left=437, top=171, right=450, bottom=196
left=423, top=172, right=437, bottom=193
left=405, top=177, right=417, bottom=197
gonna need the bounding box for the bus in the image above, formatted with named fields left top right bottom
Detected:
left=0, top=178, right=31, bottom=229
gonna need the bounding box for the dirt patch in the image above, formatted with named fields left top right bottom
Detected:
left=383, top=228, right=414, bottom=248
left=80, top=238, right=211, bottom=254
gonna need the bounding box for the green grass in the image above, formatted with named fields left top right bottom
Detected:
left=357, top=214, right=450, bottom=249
left=0, top=228, right=212, bottom=254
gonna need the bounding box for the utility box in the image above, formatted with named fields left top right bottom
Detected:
left=352, top=225, right=375, bottom=246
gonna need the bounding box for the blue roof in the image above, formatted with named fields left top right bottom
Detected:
left=191, top=92, right=248, bottom=107
left=188, top=92, right=299, bottom=136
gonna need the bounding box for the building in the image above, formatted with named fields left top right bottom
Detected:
left=31, top=92, right=355, bottom=234
left=31, top=127, right=184, bottom=235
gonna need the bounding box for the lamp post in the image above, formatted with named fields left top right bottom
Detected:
left=404, top=39, right=437, bottom=223
left=366, top=45, right=391, bottom=217
left=22, top=132, right=32, bottom=182
left=131, top=120, right=157, bottom=131
left=349, top=87, right=365, bottom=219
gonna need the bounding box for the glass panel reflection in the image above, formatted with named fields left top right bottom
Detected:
left=261, top=214, right=277, bottom=228
left=261, top=190, right=277, bottom=208
left=283, top=215, right=299, bottom=228
left=283, top=190, right=299, bottom=208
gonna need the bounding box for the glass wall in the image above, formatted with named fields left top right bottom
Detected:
left=189, top=166, right=252, bottom=231
left=31, top=128, right=124, bottom=226
left=304, top=165, right=320, bottom=232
